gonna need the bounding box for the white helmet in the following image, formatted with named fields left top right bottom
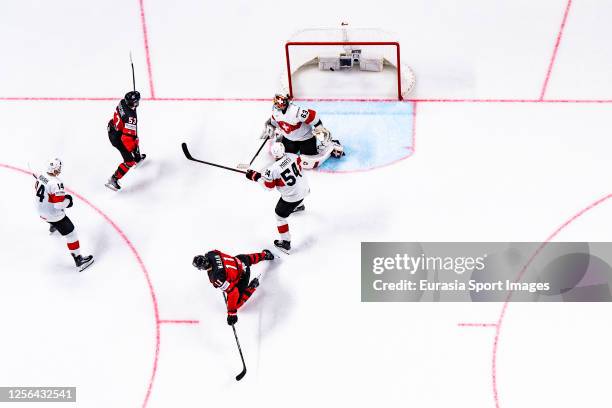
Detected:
left=47, top=158, right=62, bottom=175
left=270, top=142, right=285, bottom=159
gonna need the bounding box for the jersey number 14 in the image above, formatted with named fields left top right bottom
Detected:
left=35, top=182, right=46, bottom=202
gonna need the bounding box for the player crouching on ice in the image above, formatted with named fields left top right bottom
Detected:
left=34, top=158, right=94, bottom=271
left=246, top=142, right=309, bottom=254
left=262, top=93, right=344, bottom=169
left=192, top=249, right=274, bottom=325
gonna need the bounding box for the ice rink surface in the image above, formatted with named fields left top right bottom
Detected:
left=1, top=0, right=612, bottom=407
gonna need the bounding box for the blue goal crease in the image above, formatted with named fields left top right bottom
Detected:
left=306, top=102, right=414, bottom=172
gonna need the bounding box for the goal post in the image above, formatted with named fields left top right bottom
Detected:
left=281, top=26, right=416, bottom=100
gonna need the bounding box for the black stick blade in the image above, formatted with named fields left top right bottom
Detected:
left=235, top=367, right=247, bottom=381
left=181, top=142, right=194, bottom=160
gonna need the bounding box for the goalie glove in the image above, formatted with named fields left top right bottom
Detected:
left=261, top=118, right=276, bottom=139
left=313, top=126, right=332, bottom=145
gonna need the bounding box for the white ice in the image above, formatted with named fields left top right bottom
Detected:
left=1, top=0, right=612, bottom=407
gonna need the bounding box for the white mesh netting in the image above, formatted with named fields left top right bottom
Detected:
left=280, top=26, right=416, bottom=99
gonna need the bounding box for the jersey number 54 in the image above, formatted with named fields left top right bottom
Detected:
left=281, top=163, right=302, bottom=186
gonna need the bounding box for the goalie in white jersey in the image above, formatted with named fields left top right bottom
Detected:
left=262, top=93, right=344, bottom=169
left=246, top=142, right=309, bottom=253
left=34, top=158, right=94, bottom=271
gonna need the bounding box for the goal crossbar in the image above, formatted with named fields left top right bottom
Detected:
left=284, top=41, right=403, bottom=100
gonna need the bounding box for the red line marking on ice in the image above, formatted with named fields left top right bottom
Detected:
left=411, top=98, right=612, bottom=103
left=70, top=192, right=161, bottom=408
left=151, top=97, right=270, bottom=102
left=540, top=0, right=573, bottom=100
left=159, top=319, right=199, bottom=324
left=491, top=192, right=612, bottom=408
left=138, top=0, right=156, bottom=99
left=4, top=96, right=612, bottom=103
left=0, top=97, right=118, bottom=101
left=0, top=163, right=163, bottom=408
left=458, top=323, right=497, bottom=328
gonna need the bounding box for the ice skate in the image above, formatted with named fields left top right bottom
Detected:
left=248, top=277, right=260, bottom=289
left=72, top=254, right=94, bottom=272
left=135, top=153, right=147, bottom=168
left=274, top=240, right=291, bottom=254
left=262, top=249, right=274, bottom=260
left=105, top=175, right=121, bottom=191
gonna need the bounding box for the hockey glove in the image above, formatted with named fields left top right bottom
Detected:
left=227, top=314, right=238, bottom=326
left=261, top=119, right=275, bottom=139
left=246, top=170, right=261, bottom=182
left=313, top=126, right=332, bottom=144
left=262, top=249, right=274, bottom=260
left=65, top=194, right=74, bottom=208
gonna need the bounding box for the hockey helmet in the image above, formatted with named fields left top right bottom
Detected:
left=125, top=91, right=141, bottom=108
left=273, top=93, right=290, bottom=110
left=270, top=142, right=285, bottom=159
left=47, top=157, right=62, bottom=175
left=192, top=255, right=211, bottom=270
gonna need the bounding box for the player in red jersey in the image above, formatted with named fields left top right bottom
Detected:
left=105, top=91, right=146, bottom=191
left=192, top=249, right=274, bottom=325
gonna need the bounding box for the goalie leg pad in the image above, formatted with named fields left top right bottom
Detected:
left=300, top=141, right=345, bottom=169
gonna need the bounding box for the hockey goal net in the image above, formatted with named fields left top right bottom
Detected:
left=281, top=26, right=416, bottom=100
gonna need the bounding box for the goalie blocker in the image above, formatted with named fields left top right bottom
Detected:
left=262, top=94, right=344, bottom=169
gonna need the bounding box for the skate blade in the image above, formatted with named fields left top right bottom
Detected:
left=274, top=246, right=291, bottom=255
left=78, top=258, right=94, bottom=272
left=105, top=182, right=119, bottom=191
left=134, top=157, right=148, bottom=168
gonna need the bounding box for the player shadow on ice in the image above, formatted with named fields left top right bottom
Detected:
left=242, top=257, right=294, bottom=336
left=119, top=158, right=174, bottom=195
left=85, top=222, right=112, bottom=262
left=45, top=231, right=84, bottom=275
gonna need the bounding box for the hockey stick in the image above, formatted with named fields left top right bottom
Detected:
left=181, top=143, right=247, bottom=174
left=129, top=52, right=136, bottom=91
left=237, top=136, right=269, bottom=169
left=129, top=52, right=146, bottom=166
left=223, top=293, right=247, bottom=381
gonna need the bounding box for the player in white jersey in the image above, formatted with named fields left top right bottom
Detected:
left=246, top=143, right=309, bottom=253
left=34, top=158, right=94, bottom=271
left=261, top=93, right=344, bottom=169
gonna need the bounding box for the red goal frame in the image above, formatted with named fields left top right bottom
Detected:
left=285, top=41, right=403, bottom=100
